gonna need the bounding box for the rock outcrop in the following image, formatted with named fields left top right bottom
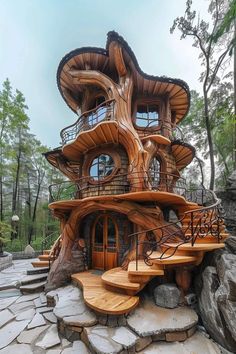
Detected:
left=195, top=236, right=236, bottom=352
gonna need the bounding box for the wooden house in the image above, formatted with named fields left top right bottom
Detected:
left=33, top=32, right=227, bottom=315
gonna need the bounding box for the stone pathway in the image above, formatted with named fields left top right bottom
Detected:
left=0, top=260, right=226, bottom=354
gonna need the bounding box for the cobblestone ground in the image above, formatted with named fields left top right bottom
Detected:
left=0, top=260, right=225, bottom=354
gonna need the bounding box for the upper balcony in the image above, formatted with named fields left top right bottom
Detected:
left=60, top=99, right=117, bottom=160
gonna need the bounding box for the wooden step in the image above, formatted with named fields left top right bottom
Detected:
left=43, top=250, right=51, bottom=255
left=38, top=254, right=50, bottom=261
left=149, top=252, right=198, bottom=265
left=163, top=242, right=225, bottom=252
left=128, top=260, right=164, bottom=276
left=72, top=271, right=139, bottom=315
left=31, top=261, right=50, bottom=268
left=101, top=267, right=141, bottom=294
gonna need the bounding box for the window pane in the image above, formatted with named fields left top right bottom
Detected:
left=107, top=217, right=116, bottom=248
left=149, top=157, right=161, bottom=187
left=89, top=154, right=114, bottom=180
left=136, top=104, right=159, bottom=128
left=95, top=217, right=104, bottom=245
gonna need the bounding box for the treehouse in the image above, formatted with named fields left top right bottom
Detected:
left=34, top=32, right=227, bottom=315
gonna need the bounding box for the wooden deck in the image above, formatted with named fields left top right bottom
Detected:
left=71, top=271, right=139, bottom=315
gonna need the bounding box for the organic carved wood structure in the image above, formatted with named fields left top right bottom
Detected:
left=45, top=31, right=193, bottom=289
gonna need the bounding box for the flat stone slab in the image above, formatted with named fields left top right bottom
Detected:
left=0, top=309, right=15, bottom=328
left=63, top=310, right=97, bottom=327
left=54, top=300, right=86, bottom=319
left=36, top=306, right=54, bottom=313
left=127, top=299, right=198, bottom=337
left=17, top=324, right=49, bottom=344
left=0, top=296, right=19, bottom=311
left=9, top=300, right=34, bottom=314
left=112, top=326, right=138, bottom=349
left=15, top=293, right=40, bottom=303
left=43, top=311, right=57, bottom=323
left=62, top=340, right=91, bottom=353
left=141, top=331, right=221, bottom=354
left=34, top=296, right=46, bottom=308
left=16, top=308, right=35, bottom=321
left=84, top=325, right=137, bottom=354
left=36, top=324, right=61, bottom=349
left=0, top=343, right=33, bottom=354
left=28, top=312, right=46, bottom=329
left=0, top=319, right=30, bottom=349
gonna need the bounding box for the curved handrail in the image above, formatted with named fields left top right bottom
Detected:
left=128, top=190, right=224, bottom=268
left=60, top=99, right=115, bottom=145
left=41, top=231, right=59, bottom=254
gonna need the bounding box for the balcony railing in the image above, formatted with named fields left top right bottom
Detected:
left=49, top=171, right=188, bottom=202
left=60, top=99, right=116, bottom=145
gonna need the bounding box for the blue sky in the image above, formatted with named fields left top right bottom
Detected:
left=0, top=0, right=208, bottom=148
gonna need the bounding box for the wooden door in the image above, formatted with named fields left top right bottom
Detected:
left=92, top=214, right=118, bottom=270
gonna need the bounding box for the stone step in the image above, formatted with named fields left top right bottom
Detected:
left=20, top=281, right=46, bottom=294
left=20, top=273, right=48, bottom=285
left=27, top=267, right=49, bottom=275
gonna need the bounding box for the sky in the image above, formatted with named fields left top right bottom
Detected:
left=0, top=0, right=209, bottom=148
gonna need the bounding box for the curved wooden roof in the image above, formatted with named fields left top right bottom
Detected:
left=57, top=31, right=190, bottom=124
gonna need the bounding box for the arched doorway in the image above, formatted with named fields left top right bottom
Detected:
left=92, top=214, right=119, bottom=270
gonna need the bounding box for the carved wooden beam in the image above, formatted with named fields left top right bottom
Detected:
left=108, top=42, right=127, bottom=77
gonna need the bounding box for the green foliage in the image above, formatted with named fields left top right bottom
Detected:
left=0, top=221, right=13, bottom=254
left=171, top=0, right=235, bottom=189
left=0, top=79, right=61, bottom=247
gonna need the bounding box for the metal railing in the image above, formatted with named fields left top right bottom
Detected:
left=49, top=171, right=187, bottom=202
left=60, top=99, right=116, bottom=145
left=128, top=190, right=225, bottom=270
left=41, top=231, right=59, bottom=254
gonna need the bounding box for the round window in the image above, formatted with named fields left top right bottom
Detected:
left=89, top=154, right=114, bottom=180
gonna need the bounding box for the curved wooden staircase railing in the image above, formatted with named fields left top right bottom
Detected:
left=128, top=190, right=227, bottom=271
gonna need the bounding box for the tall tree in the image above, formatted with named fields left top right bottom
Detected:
left=171, top=0, right=234, bottom=189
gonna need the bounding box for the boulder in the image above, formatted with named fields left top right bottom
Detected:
left=195, top=254, right=236, bottom=352
left=154, top=283, right=181, bottom=308
left=24, top=245, right=35, bottom=255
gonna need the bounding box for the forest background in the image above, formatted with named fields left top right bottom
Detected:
left=0, top=0, right=235, bottom=252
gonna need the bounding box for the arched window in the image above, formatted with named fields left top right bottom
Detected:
left=89, top=154, right=114, bottom=181
left=149, top=157, right=161, bottom=188
left=136, top=104, right=159, bottom=128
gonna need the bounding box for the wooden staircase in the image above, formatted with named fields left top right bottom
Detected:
left=31, top=250, right=51, bottom=268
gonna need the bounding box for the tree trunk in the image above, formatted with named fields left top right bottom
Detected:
left=203, top=90, right=215, bottom=190
left=28, top=171, right=44, bottom=244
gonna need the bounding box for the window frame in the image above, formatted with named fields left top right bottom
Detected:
left=132, top=98, right=162, bottom=132
left=83, top=147, right=121, bottom=185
